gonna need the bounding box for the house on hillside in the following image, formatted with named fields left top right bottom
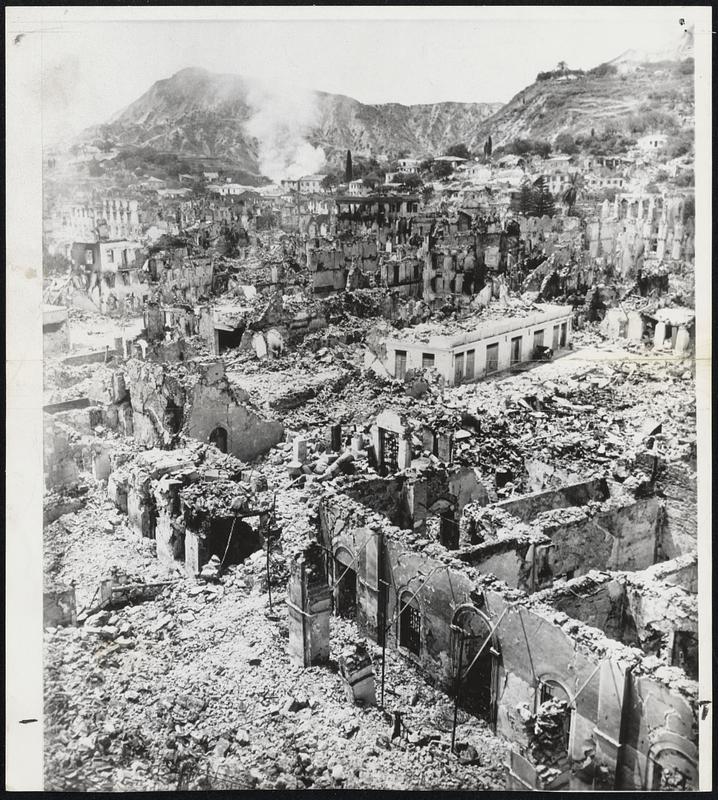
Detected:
left=397, top=158, right=420, bottom=174
left=298, top=175, right=326, bottom=194
left=637, top=133, right=668, bottom=154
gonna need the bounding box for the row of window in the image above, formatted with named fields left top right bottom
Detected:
left=393, top=322, right=568, bottom=381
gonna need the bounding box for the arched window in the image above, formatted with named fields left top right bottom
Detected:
left=452, top=605, right=500, bottom=726
left=398, top=591, right=421, bottom=655
left=536, top=677, right=572, bottom=751
left=649, top=746, right=698, bottom=791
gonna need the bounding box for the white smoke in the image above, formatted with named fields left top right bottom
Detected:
left=244, top=79, right=326, bottom=182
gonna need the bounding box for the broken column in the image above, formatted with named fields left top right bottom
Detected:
left=653, top=321, right=667, bottom=350
left=338, top=640, right=377, bottom=706
left=287, top=542, right=332, bottom=667
left=674, top=326, right=691, bottom=357
left=293, top=436, right=308, bottom=464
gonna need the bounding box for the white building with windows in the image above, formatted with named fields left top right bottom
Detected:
left=637, top=133, right=668, bottom=154
left=365, top=304, right=573, bottom=386
left=298, top=174, right=326, bottom=194
left=397, top=158, right=420, bottom=174
left=348, top=179, right=369, bottom=196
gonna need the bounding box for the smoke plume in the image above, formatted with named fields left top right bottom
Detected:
left=244, top=79, right=326, bottom=182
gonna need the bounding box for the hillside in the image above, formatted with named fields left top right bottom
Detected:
left=478, top=58, right=694, bottom=149
left=83, top=67, right=501, bottom=176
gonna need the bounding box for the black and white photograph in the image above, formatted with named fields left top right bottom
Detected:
left=5, top=5, right=712, bottom=792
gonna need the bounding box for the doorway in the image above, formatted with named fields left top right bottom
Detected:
left=486, top=343, right=499, bottom=374
left=209, top=425, right=228, bottom=453
left=399, top=591, right=421, bottom=655
left=510, top=336, right=522, bottom=366
left=206, top=517, right=262, bottom=565
left=379, top=428, right=399, bottom=474
left=334, top=552, right=357, bottom=618
left=454, top=352, right=465, bottom=384
left=217, top=326, right=246, bottom=353
left=452, top=606, right=500, bottom=727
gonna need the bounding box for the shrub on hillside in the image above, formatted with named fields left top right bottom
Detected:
left=588, top=62, right=618, bottom=78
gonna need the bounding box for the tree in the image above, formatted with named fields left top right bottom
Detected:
left=397, top=172, right=423, bottom=189
left=554, top=132, right=578, bottom=155
left=345, top=150, right=353, bottom=183
left=557, top=61, right=568, bottom=72
left=561, top=172, right=584, bottom=214
left=322, top=173, right=339, bottom=192
left=484, top=135, right=493, bottom=157
left=518, top=178, right=534, bottom=216
left=445, top=143, right=471, bottom=160
left=531, top=176, right=555, bottom=217
left=432, top=161, right=453, bottom=179
left=422, top=185, right=435, bottom=203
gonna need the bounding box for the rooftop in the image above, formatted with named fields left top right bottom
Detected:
left=383, top=301, right=572, bottom=347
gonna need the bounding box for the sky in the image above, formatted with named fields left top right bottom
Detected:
left=9, top=6, right=700, bottom=145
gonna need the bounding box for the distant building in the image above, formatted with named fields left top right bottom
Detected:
left=584, top=173, right=626, bottom=192
left=349, top=179, right=369, bottom=196
left=463, top=163, right=492, bottom=182
left=203, top=171, right=220, bottom=181
left=433, top=155, right=467, bottom=168
left=71, top=240, right=144, bottom=274
left=298, top=175, right=326, bottom=194
left=397, top=158, right=420, bottom=174
left=139, top=176, right=167, bottom=191
left=51, top=199, right=140, bottom=244
left=208, top=183, right=257, bottom=196
left=637, top=133, right=668, bottom=153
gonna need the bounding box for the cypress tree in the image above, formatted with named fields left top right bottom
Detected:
left=345, top=150, right=353, bottom=183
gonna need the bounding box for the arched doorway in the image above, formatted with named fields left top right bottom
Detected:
left=451, top=605, right=500, bottom=727
left=209, top=425, right=228, bottom=454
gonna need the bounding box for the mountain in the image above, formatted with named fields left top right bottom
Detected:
left=475, top=55, right=694, bottom=148
left=610, top=25, right=694, bottom=69
left=83, top=67, right=502, bottom=176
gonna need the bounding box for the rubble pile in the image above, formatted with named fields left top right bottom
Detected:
left=43, top=529, right=510, bottom=791
left=41, top=167, right=699, bottom=794
left=519, top=699, right=572, bottom=788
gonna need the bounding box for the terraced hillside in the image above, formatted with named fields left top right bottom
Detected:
left=478, top=59, right=694, bottom=147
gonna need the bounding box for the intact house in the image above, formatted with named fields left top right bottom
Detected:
left=397, top=158, right=420, bottom=174
left=348, top=179, right=370, bottom=196
left=637, top=133, right=668, bottom=155
left=298, top=174, right=326, bottom=194
left=365, top=303, right=573, bottom=386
